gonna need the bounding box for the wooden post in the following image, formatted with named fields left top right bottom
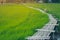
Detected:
left=0, top=0, right=6, bottom=4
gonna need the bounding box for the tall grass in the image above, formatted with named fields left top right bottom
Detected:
left=0, top=4, right=49, bottom=40
left=26, top=3, right=60, bottom=31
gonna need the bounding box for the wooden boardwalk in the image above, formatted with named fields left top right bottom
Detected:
left=24, top=5, right=58, bottom=40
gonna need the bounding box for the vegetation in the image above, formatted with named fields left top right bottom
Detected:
left=26, top=3, right=60, bottom=31
left=0, top=4, right=49, bottom=40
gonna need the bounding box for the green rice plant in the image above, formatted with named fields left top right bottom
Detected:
left=26, top=3, right=60, bottom=31
left=0, top=4, right=49, bottom=40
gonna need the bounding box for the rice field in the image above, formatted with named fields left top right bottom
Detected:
left=0, top=4, right=49, bottom=40
left=26, top=3, right=60, bottom=31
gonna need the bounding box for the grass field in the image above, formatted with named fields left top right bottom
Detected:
left=26, top=3, right=60, bottom=31
left=0, top=4, right=49, bottom=40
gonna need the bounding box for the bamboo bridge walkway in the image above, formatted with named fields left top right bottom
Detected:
left=24, top=5, right=58, bottom=40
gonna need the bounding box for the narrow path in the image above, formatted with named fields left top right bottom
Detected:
left=24, top=4, right=57, bottom=40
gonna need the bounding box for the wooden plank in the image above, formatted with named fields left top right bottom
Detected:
left=46, top=24, right=59, bottom=26
left=26, top=36, right=50, bottom=39
left=36, top=29, right=55, bottom=32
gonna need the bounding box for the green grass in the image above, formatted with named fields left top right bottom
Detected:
left=26, top=3, right=60, bottom=31
left=0, top=4, right=49, bottom=40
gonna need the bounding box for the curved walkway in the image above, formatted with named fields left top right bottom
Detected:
left=24, top=5, right=58, bottom=40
